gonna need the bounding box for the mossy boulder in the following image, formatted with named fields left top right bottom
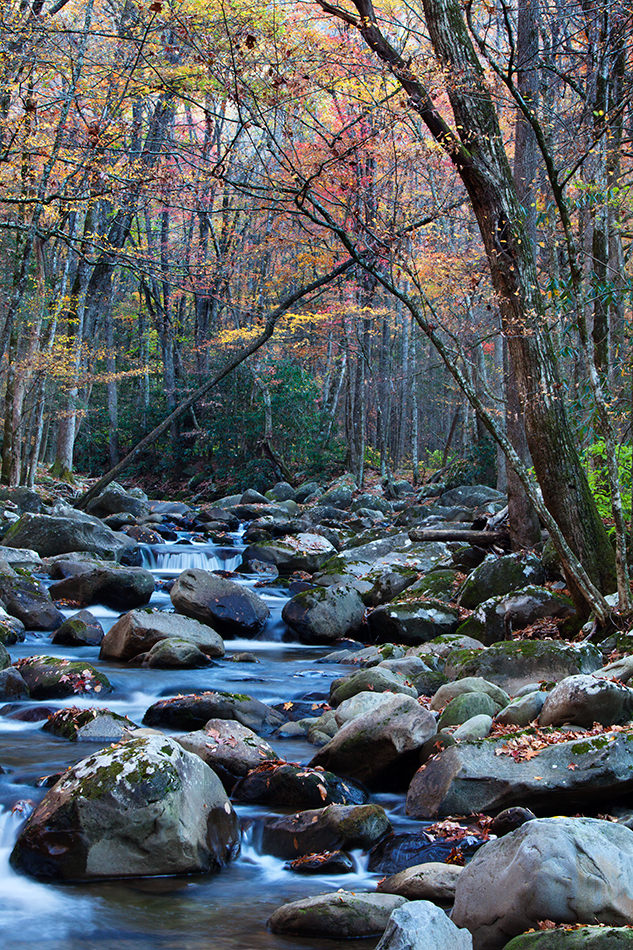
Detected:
left=3, top=510, right=134, bottom=559
left=431, top=677, right=510, bottom=710
left=268, top=891, right=406, bottom=939
left=11, top=735, right=240, bottom=880
left=539, top=674, right=633, bottom=728
left=170, top=568, right=269, bottom=638
left=458, top=553, right=545, bottom=609
left=101, top=608, right=224, bottom=662
left=0, top=566, right=64, bottom=630
left=43, top=706, right=137, bottom=742
left=0, top=610, right=25, bottom=644
left=232, top=761, right=369, bottom=808
left=367, top=598, right=460, bottom=645
left=261, top=803, right=391, bottom=858
left=144, top=637, right=212, bottom=668
left=281, top=584, right=365, bottom=643
left=14, top=656, right=111, bottom=699
left=504, top=928, right=633, bottom=949
left=437, top=691, right=502, bottom=729
left=49, top=564, right=154, bottom=611
left=329, top=667, right=417, bottom=706
left=52, top=610, right=104, bottom=647
left=242, top=532, right=337, bottom=574
left=456, top=587, right=579, bottom=645
left=142, top=690, right=284, bottom=735
left=0, top=666, right=28, bottom=699
left=444, top=639, right=602, bottom=694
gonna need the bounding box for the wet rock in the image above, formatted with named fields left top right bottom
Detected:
left=539, top=674, right=633, bottom=728
left=268, top=891, right=406, bottom=938
left=406, top=726, right=633, bottom=818
left=0, top=608, right=25, bottom=644
left=142, top=690, right=284, bottom=735
left=437, top=692, right=502, bottom=729
left=281, top=584, right=365, bottom=643
left=145, top=638, right=212, bottom=668
left=0, top=666, right=28, bottom=700
left=444, top=640, right=602, bottom=694
left=286, top=850, right=354, bottom=874
left=377, top=862, right=462, bottom=902
left=431, top=677, right=510, bottom=711
left=311, top=694, right=436, bottom=787
left=504, top=927, right=633, bottom=949
left=458, top=553, right=545, bottom=609
left=11, top=735, right=240, bottom=880
left=0, top=566, right=64, bottom=630
left=329, top=667, right=417, bottom=706
left=121, top=525, right=163, bottom=544
left=456, top=587, right=578, bottom=645
left=101, top=608, right=224, bottom=663
left=0, top=641, right=9, bottom=671
left=376, top=900, right=473, bottom=950
left=3, top=510, right=135, bottom=559
left=0, top=545, right=42, bottom=567
left=85, top=483, right=150, bottom=519
left=452, top=818, right=633, bottom=950
left=177, top=719, right=279, bottom=791
left=43, top=707, right=137, bottom=742
left=367, top=598, right=460, bottom=645
left=52, top=610, right=104, bottom=647
left=49, top=564, right=154, bottom=611
left=260, top=802, right=390, bottom=858
left=170, top=568, right=269, bottom=638
left=242, top=533, right=337, bottom=575
left=369, top=831, right=483, bottom=873
left=15, top=656, right=111, bottom=700
left=489, top=806, right=536, bottom=837
left=232, top=761, right=369, bottom=807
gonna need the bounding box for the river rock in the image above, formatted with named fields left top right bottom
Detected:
left=0, top=487, right=47, bottom=513
left=15, top=656, right=111, bottom=699
left=431, top=677, right=510, bottom=710
left=496, top=691, right=547, bottom=727
left=43, top=707, right=137, bottom=742
left=440, top=484, right=505, bottom=507
left=539, top=674, right=633, bottom=728
left=52, top=610, right=105, bottom=647
left=452, top=713, right=493, bottom=740
left=329, top=668, right=417, bottom=706
left=377, top=862, right=462, bottom=902
left=86, top=483, right=150, bottom=519
left=0, top=641, right=10, bottom=671
left=376, top=900, right=473, bottom=950
left=261, top=803, right=390, bottom=858
left=2, top=510, right=135, bottom=559
left=0, top=608, right=25, bottom=644
left=445, top=640, right=602, bottom=693
left=437, top=692, right=502, bottom=729
left=456, top=587, right=578, bottom=645
left=0, top=566, right=64, bottom=630
left=145, top=637, right=212, bottom=668
left=367, top=598, right=460, bottom=645
left=311, top=694, right=436, bottom=787
left=281, top=584, right=365, bottom=643
left=242, top=533, right=336, bottom=574
left=142, top=690, right=284, bottom=735
left=170, top=568, right=269, bottom=637
left=405, top=726, right=633, bottom=818
left=504, top=928, right=633, bottom=949
left=452, top=817, right=633, bottom=950
left=268, top=891, right=406, bottom=938
left=0, top=666, right=28, bottom=699
left=286, top=850, right=354, bottom=873
left=358, top=564, right=421, bottom=607
left=177, top=719, right=279, bottom=790
left=458, top=553, right=545, bottom=609
left=11, top=735, right=240, bottom=880
left=369, top=830, right=484, bottom=873
left=232, top=761, right=369, bottom=807
left=334, top=690, right=396, bottom=726
left=0, top=545, right=42, bottom=567
left=101, top=608, right=224, bottom=662
left=49, top=564, right=154, bottom=610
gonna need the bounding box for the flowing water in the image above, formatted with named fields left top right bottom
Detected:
left=0, top=532, right=420, bottom=950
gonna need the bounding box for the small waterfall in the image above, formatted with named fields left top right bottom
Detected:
left=139, top=543, right=243, bottom=575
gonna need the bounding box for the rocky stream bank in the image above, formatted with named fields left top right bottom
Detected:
left=0, top=476, right=632, bottom=949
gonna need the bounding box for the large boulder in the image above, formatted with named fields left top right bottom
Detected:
left=458, top=554, right=545, bottom=609
left=504, top=928, right=633, bottom=949
left=0, top=641, right=10, bottom=671
left=170, top=569, right=269, bottom=637
left=15, top=656, right=111, bottom=699
left=242, top=533, right=336, bottom=574
left=268, top=892, right=406, bottom=939
left=142, top=690, right=284, bottom=735
left=377, top=862, right=462, bottom=902
left=43, top=707, right=137, bottom=742
left=100, top=609, right=224, bottom=662
left=539, top=674, right=633, bottom=728
left=260, top=803, right=390, bottom=858
left=406, top=726, right=633, bottom=818
left=451, top=818, right=633, bottom=950
left=376, top=901, right=473, bottom=950
left=329, top=667, right=417, bottom=706
left=445, top=640, right=602, bottom=694
left=232, top=761, right=369, bottom=807
left=85, top=483, right=150, bottom=519
left=439, top=484, right=505, bottom=507
left=49, top=564, right=154, bottom=610
left=3, top=510, right=134, bottom=559
left=52, top=610, right=104, bottom=647
left=0, top=666, right=28, bottom=699
left=456, top=587, right=578, bottom=645
left=436, top=691, right=502, bottom=729
left=282, top=584, right=366, bottom=643
left=177, top=719, right=279, bottom=791
left=311, top=694, right=436, bottom=787
left=11, top=735, right=240, bottom=880
left=0, top=566, right=64, bottom=630
left=367, top=598, right=460, bottom=644
left=430, top=677, right=510, bottom=711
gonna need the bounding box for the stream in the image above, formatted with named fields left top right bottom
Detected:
left=0, top=532, right=420, bottom=950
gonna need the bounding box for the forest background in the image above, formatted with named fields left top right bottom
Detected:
left=1, top=0, right=632, bottom=618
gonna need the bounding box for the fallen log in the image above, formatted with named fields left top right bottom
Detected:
left=408, top=528, right=510, bottom=545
